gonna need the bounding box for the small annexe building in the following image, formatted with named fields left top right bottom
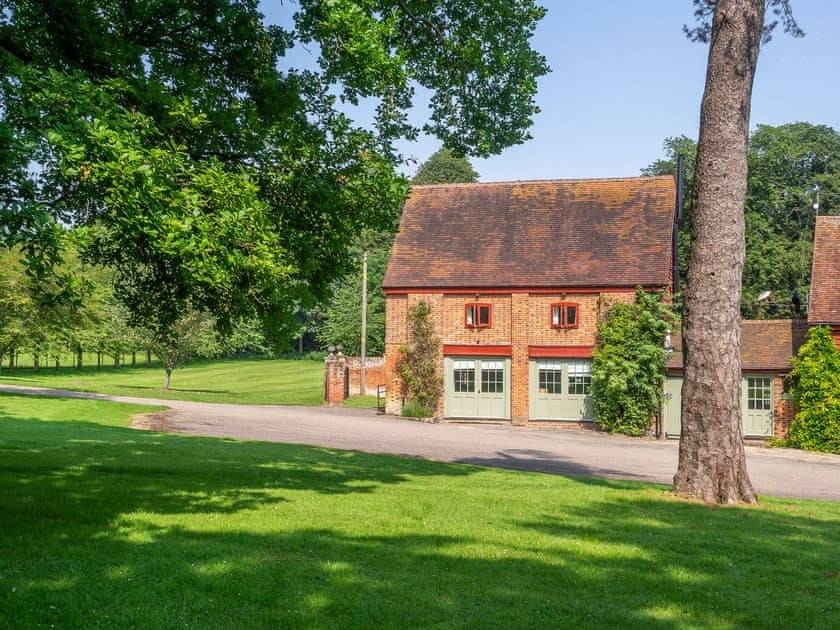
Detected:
left=381, top=176, right=677, bottom=425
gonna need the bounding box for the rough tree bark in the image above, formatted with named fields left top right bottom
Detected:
left=674, top=0, right=764, bottom=504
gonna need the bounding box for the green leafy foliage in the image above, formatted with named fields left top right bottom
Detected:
left=317, top=230, right=390, bottom=355
left=592, top=289, right=677, bottom=436
left=147, top=311, right=217, bottom=389
left=645, top=123, right=840, bottom=318
left=0, top=1, right=548, bottom=346
left=319, top=147, right=479, bottom=355
left=397, top=301, right=441, bottom=417
left=788, top=326, right=840, bottom=453
left=411, top=148, right=479, bottom=185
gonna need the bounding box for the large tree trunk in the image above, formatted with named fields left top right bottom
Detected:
left=164, top=368, right=172, bottom=390
left=674, top=0, right=764, bottom=504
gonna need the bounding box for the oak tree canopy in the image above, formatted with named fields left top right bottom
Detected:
left=0, top=0, right=548, bottom=343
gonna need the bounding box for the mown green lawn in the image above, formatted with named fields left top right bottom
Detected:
left=1, top=393, right=838, bottom=628
left=0, top=358, right=325, bottom=405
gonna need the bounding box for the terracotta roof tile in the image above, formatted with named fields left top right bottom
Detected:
left=808, top=215, right=840, bottom=325
left=382, top=176, right=676, bottom=290
left=667, top=319, right=808, bottom=372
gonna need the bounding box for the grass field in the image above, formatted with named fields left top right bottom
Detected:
left=0, top=358, right=325, bottom=405
left=1, top=393, right=838, bottom=628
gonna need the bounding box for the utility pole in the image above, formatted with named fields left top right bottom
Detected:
left=360, top=250, right=368, bottom=396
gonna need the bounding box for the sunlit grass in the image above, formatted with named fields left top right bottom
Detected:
left=1, top=392, right=838, bottom=628
left=342, top=394, right=378, bottom=408
left=0, top=358, right=325, bottom=405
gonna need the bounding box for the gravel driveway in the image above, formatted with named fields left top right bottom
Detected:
left=3, top=384, right=839, bottom=501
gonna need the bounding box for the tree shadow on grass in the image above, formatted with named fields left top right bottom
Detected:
left=0, top=414, right=477, bottom=523
left=457, top=448, right=665, bottom=483
left=2, top=407, right=839, bottom=628
left=1, top=506, right=838, bottom=628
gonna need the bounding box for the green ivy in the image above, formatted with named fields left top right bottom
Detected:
left=591, top=289, right=678, bottom=436
left=397, top=301, right=441, bottom=417
left=788, top=326, right=840, bottom=454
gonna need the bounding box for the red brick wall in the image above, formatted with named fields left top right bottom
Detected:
left=384, top=289, right=637, bottom=422
left=324, top=356, right=347, bottom=406
left=345, top=356, right=386, bottom=396
left=773, top=373, right=797, bottom=440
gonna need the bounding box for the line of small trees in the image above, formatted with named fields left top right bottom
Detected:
left=0, top=249, right=270, bottom=386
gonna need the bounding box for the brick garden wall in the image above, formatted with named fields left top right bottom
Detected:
left=345, top=356, right=386, bottom=396
left=324, top=355, right=386, bottom=405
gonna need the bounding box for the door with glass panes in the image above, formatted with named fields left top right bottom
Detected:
left=741, top=374, right=773, bottom=436
left=529, top=359, right=594, bottom=421
left=444, top=357, right=510, bottom=419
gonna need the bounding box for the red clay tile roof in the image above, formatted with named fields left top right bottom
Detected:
left=382, top=176, right=676, bottom=290
left=808, top=215, right=840, bottom=325
left=667, top=319, right=808, bottom=372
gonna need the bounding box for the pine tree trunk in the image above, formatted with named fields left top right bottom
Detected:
left=674, top=0, right=763, bottom=504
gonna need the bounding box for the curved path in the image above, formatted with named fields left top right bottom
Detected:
left=2, top=384, right=839, bottom=501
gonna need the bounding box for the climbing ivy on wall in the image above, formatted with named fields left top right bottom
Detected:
left=397, top=301, right=441, bottom=417
left=591, top=289, right=678, bottom=436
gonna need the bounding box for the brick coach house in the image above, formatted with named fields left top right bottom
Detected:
left=381, top=176, right=677, bottom=425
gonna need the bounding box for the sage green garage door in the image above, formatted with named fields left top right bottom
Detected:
left=444, top=357, right=510, bottom=419
left=529, top=359, right=594, bottom=421
left=662, top=375, right=774, bottom=438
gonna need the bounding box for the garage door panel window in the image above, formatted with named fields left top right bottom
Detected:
left=454, top=360, right=476, bottom=393
left=747, top=377, right=772, bottom=411
left=538, top=360, right=563, bottom=394
left=567, top=361, right=592, bottom=395
left=481, top=360, right=504, bottom=393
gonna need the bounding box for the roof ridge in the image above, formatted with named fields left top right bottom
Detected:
left=409, top=175, right=674, bottom=189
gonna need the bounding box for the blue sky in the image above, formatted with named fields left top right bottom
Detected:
left=260, top=1, right=840, bottom=182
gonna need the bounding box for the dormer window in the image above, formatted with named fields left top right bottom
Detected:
left=551, top=302, right=579, bottom=329
left=465, top=303, right=492, bottom=329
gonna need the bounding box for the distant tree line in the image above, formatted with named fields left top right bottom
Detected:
left=643, top=122, right=840, bottom=318
left=0, top=246, right=272, bottom=383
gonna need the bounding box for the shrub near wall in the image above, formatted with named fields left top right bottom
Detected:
left=591, top=289, right=676, bottom=436
left=788, top=326, right=840, bottom=454
left=396, top=301, right=441, bottom=417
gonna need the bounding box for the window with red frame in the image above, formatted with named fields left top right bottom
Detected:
left=465, top=303, right=492, bottom=328
left=551, top=302, right=579, bottom=329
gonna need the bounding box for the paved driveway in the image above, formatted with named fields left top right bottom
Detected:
left=2, top=384, right=839, bottom=501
